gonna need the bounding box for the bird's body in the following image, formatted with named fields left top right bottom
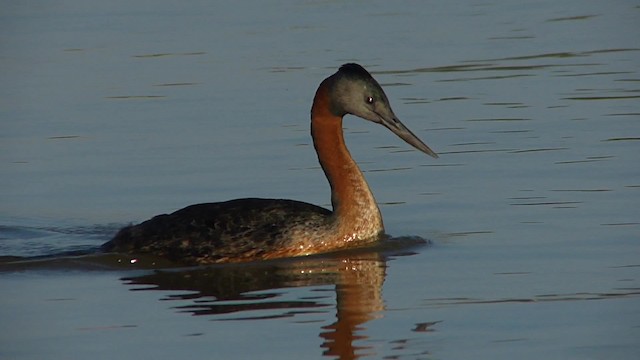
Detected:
left=102, top=64, right=437, bottom=264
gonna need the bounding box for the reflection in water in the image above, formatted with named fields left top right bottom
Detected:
left=122, top=247, right=409, bottom=360
left=318, top=257, right=385, bottom=359
left=0, top=231, right=425, bottom=358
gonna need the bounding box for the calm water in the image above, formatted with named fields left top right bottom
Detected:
left=1, top=1, right=639, bottom=359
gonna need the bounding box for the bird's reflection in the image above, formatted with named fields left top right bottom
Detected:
left=121, top=238, right=424, bottom=359
left=318, top=255, right=386, bottom=359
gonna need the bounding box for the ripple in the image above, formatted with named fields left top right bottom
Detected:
left=545, top=14, right=599, bottom=22
left=422, top=290, right=640, bottom=307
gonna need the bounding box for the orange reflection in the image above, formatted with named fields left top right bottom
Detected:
left=320, top=255, right=385, bottom=359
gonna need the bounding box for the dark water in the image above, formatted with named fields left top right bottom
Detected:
left=1, top=1, right=639, bottom=359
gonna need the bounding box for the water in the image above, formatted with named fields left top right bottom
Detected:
left=1, top=0, right=639, bottom=359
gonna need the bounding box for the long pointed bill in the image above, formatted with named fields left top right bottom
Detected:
left=379, top=115, right=438, bottom=158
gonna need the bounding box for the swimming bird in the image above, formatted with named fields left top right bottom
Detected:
left=102, top=63, right=438, bottom=264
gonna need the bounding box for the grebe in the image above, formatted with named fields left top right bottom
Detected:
left=102, top=63, right=438, bottom=264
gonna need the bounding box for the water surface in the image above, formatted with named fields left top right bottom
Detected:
left=1, top=1, right=639, bottom=359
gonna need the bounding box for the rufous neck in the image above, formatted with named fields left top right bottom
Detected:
left=310, top=84, right=382, bottom=227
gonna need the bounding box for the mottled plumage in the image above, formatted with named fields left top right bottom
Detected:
left=104, top=199, right=332, bottom=263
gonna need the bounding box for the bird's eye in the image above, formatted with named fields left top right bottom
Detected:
left=366, top=96, right=374, bottom=104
